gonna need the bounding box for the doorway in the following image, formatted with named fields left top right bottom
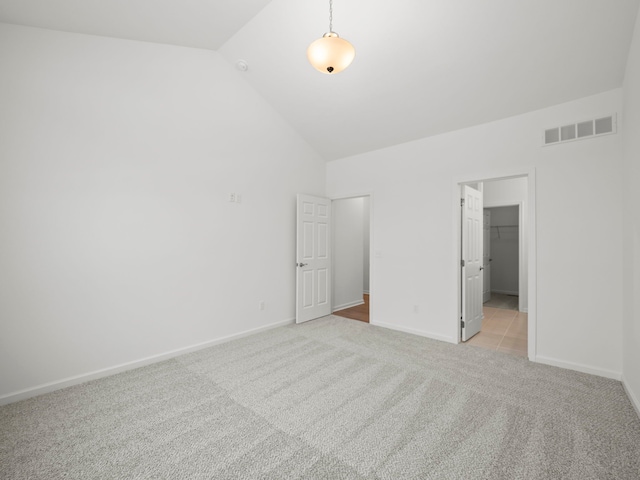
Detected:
left=455, top=173, right=535, bottom=360
left=484, top=205, right=520, bottom=307
left=473, top=204, right=527, bottom=356
left=332, top=196, right=371, bottom=323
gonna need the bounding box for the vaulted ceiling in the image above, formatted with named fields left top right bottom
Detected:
left=1, top=0, right=639, bottom=160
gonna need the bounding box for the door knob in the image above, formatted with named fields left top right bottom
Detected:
left=297, top=262, right=308, bottom=267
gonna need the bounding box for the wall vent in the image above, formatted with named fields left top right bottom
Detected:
left=543, top=114, right=616, bottom=146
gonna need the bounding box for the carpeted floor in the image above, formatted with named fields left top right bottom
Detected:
left=1, top=316, right=639, bottom=479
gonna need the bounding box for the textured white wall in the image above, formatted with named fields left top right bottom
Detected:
left=0, top=24, right=325, bottom=401
left=327, top=89, right=624, bottom=378
left=622, top=10, right=640, bottom=414
left=484, top=177, right=528, bottom=204
left=333, top=198, right=364, bottom=310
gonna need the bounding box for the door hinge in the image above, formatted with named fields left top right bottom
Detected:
left=460, top=198, right=465, bottom=206
left=461, top=319, right=465, bottom=328
left=461, top=259, right=465, bottom=267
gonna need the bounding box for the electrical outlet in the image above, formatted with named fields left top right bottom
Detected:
left=259, top=301, right=265, bottom=311
left=413, top=305, right=419, bottom=314
left=228, top=193, right=236, bottom=203
left=235, top=194, right=242, bottom=203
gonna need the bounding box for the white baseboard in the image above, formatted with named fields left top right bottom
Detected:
left=534, top=355, right=622, bottom=380
left=372, top=321, right=456, bottom=344
left=491, top=289, right=519, bottom=296
left=363, top=290, right=370, bottom=294
left=333, top=300, right=365, bottom=312
left=0, top=318, right=295, bottom=406
left=622, top=375, right=640, bottom=420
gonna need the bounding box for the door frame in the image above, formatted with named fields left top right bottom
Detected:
left=482, top=208, right=491, bottom=304
left=483, top=202, right=526, bottom=313
left=330, top=193, right=374, bottom=322
left=453, top=169, right=537, bottom=361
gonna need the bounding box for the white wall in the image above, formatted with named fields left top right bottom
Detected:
left=0, top=24, right=325, bottom=402
left=484, top=177, right=528, bottom=204
left=333, top=197, right=364, bottom=310
left=622, top=10, right=640, bottom=414
left=487, top=206, right=519, bottom=296
left=483, top=176, right=528, bottom=310
left=327, top=89, right=624, bottom=378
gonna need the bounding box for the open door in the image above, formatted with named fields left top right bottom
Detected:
left=482, top=209, right=491, bottom=303
left=461, top=185, right=483, bottom=341
left=296, top=194, right=332, bottom=323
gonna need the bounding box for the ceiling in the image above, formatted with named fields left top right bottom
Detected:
left=1, top=0, right=639, bottom=161
left=0, top=0, right=272, bottom=50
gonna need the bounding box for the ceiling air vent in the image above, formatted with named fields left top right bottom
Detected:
left=543, top=114, right=616, bottom=146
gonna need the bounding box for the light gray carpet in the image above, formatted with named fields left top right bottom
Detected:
left=1, top=316, right=639, bottom=479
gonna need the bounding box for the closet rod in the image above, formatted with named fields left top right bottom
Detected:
left=490, top=224, right=518, bottom=239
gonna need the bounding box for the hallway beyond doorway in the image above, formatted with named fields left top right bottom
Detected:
left=333, top=294, right=369, bottom=323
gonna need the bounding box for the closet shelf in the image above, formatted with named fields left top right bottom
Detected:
left=490, top=225, right=518, bottom=239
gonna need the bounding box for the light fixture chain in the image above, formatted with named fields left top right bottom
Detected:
left=329, top=0, right=333, bottom=32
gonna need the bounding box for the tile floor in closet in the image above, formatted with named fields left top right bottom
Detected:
left=466, top=298, right=528, bottom=357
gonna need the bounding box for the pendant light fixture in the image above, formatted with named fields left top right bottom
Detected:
left=307, top=0, right=355, bottom=74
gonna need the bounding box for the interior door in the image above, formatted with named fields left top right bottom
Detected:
left=482, top=209, right=491, bottom=303
left=296, top=194, right=332, bottom=323
left=461, top=185, right=483, bottom=341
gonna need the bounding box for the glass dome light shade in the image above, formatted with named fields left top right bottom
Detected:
left=307, top=32, right=355, bottom=74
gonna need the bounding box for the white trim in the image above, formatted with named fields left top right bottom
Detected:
left=622, top=375, right=640, bottom=420
left=518, top=201, right=525, bottom=314
left=535, top=355, right=621, bottom=380
left=372, top=320, right=457, bottom=344
left=333, top=300, right=365, bottom=312
left=0, top=318, right=294, bottom=406
left=484, top=201, right=523, bottom=207
left=490, top=289, right=519, bottom=296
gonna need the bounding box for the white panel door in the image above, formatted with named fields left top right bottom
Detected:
left=483, top=209, right=491, bottom=303
left=296, top=194, right=332, bottom=323
left=461, top=185, right=483, bottom=341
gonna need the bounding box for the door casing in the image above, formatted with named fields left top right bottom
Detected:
left=482, top=209, right=491, bottom=303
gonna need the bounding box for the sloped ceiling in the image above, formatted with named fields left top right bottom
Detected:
left=0, top=0, right=272, bottom=50
left=1, top=0, right=639, bottom=160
